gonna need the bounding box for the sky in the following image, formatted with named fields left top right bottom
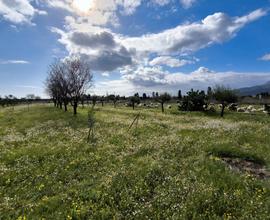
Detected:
left=0, top=0, right=270, bottom=98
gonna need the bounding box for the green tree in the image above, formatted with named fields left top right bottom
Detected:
left=178, top=90, right=182, bottom=100
left=130, top=95, right=140, bottom=110
left=156, top=93, right=171, bottom=113
left=213, top=85, right=238, bottom=117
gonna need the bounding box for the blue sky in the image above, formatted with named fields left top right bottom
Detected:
left=0, top=0, right=270, bottom=98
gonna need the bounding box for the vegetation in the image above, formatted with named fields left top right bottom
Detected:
left=129, top=94, right=140, bottom=110
left=156, top=92, right=171, bottom=113
left=1, top=104, right=270, bottom=219
left=179, top=89, right=207, bottom=111
left=45, top=58, right=93, bottom=115
left=87, top=107, right=96, bottom=143
left=213, top=86, right=238, bottom=117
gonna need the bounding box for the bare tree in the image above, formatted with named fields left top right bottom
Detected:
left=45, top=68, right=60, bottom=108
left=45, top=58, right=93, bottom=115
left=65, top=58, right=93, bottom=115
left=46, top=61, right=66, bottom=110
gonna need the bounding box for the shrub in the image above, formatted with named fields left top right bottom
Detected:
left=178, top=89, right=207, bottom=111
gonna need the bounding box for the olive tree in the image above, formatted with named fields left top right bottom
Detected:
left=108, top=94, right=119, bottom=108
left=156, top=92, right=171, bottom=113
left=130, top=95, right=140, bottom=110
left=213, top=85, right=238, bottom=117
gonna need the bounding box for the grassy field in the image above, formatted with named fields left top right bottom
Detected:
left=1, top=104, right=270, bottom=219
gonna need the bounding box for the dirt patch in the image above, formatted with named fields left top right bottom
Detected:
left=221, top=157, right=270, bottom=179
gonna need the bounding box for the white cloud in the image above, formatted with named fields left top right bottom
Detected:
left=151, top=0, right=170, bottom=6
left=149, top=56, right=197, bottom=67
left=260, top=53, right=270, bottom=61
left=51, top=27, right=133, bottom=71
left=121, top=9, right=267, bottom=55
left=45, top=0, right=142, bottom=26
left=101, top=72, right=110, bottom=77
left=92, top=66, right=270, bottom=95
left=52, top=9, right=266, bottom=73
left=92, top=79, right=135, bottom=96
left=0, top=0, right=47, bottom=25
left=180, top=0, right=196, bottom=9
left=0, top=60, right=30, bottom=64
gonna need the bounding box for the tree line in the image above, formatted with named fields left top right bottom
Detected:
left=0, top=94, right=45, bottom=107
left=44, top=53, right=237, bottom=118
left=1, top=57, right=239, bottom=118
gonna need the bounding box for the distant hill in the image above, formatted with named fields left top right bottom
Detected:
left=237, top=82, right=270, bottom=96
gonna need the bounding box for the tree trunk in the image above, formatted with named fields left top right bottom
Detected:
left=73, top=102, right=77, bottom=115
left=64, top=103, right=68, bottom=112
left=161, top=103, right=164, bottom=113
left=221, top=104, right=225, bottom=117
left=132, top=102, right=135, bottom=110
left=102, top=101, right=104, bottom=107
left=59, top=102, right=63, bottom=109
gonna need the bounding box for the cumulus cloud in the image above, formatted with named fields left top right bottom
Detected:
left=260, top=53, right=270, bottom=61
left=121, top=9, right=267, bottom=55
left=0, top=60, right=30, bottom=64
left=70, top=31, right=117, bottom=49
left=51, top=27, right=133, bottom=71
left=0, top=0, right=47, bottom=25
left=80, top=47, right=132, bottom=72
left=149, top=56, right=197, bottom=67
left=51, top=8, right=267, bottom=74
left=127, top=66, right=270, bottom=89
left=92, top=66, right=270, bottom=95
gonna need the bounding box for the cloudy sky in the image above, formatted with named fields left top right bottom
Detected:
left=0, top=0, right=270, bottom=97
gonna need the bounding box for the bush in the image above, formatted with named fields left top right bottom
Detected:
left=178, top=89, right=207, bottom=111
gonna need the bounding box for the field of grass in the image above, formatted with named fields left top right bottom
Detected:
left=1, top=104, right=270, bottom=219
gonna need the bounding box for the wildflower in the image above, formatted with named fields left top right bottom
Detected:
left=66, top=215, right=72, bottom=220
left=38, top=184, right=45, bottom=191
left=17, top=216, right=27, bottom=220
left=224, top=212, right=233, bottom=220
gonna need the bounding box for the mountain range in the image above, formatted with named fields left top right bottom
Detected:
left=237, top=81, right=270, bottom=96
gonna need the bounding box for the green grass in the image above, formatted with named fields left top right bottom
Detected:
left=1, top=104, right=270, bottom=219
